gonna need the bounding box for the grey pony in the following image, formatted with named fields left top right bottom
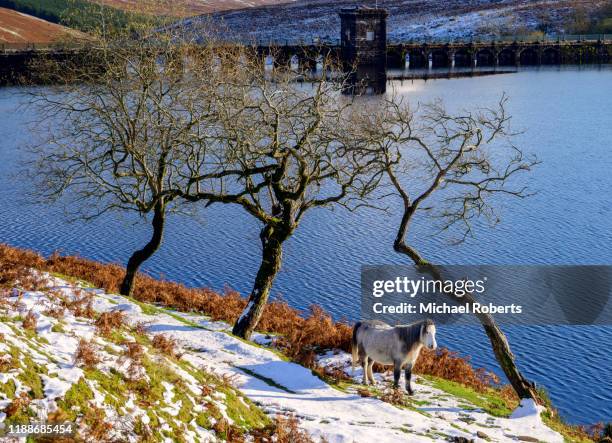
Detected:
left=351, top=319, right=437, bottom=395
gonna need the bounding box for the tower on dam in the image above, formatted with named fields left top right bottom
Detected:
left=339, top=7, right=388, bottom=94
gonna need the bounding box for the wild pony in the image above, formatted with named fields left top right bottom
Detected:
left=351, top=319, right=437, bottom=394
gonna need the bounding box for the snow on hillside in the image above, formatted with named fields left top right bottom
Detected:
left=0, top=273, right=563, bottom=442
left=190, top=0, right=606, bottom=44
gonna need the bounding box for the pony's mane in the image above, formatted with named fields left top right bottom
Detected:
left=398, top=319, right=434, bottom=347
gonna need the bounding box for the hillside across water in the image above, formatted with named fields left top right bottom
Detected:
left=0, top=7, right=82, bottom=44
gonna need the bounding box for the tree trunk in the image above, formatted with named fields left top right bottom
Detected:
left=394, top=242, right=540, bottom=402
left=482, top=322, right=540, bottom=399
left=455, top=290, right=540, bottom=401
left=232, top=225, right=285, bottom=339
left=119, top=201, right=166, bottom=297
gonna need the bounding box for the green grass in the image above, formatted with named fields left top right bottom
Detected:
left=1, top=404, right=36, bottom=429
left=343, top=381, right=436, bottom=418
left=140, top=356, right=269, bottom=437
left=56, top=377, right=94, bottom=421
left=49, top=272, right=96, bottom=288
left=0, top=345, right=47, bottom=430
left=14, top=350, right=46, bottom=400
left=424, top=376, right=515, bottom=417
left=541, top=411, right=594, bottom=443
left=0, top=315, right=24, bottom=322
left=217, top=384, right=270, bottom=430
left=78, top=349, right=271, bottom=439
left=139, top=356, right=181, bottom=403
left=123, top=295, right=216, bottom=332
left=85, top=367, right=129, bottom=410
left=130, top=297, right=162, bottom=316
left=51, top=322, right=66, bottom=333
left=394, top=426, right=414, bottom=434
left=450, top=422, right=471, bottom=434
left=0, top=273, right=267, bottom=441
left=104, top=329, right=126, bottom=344
left=0, top=378, right=17, bottom=398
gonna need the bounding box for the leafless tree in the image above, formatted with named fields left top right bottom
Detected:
left=359, top=93, right=542, bottom=401
left=175, top=58, right=384, bottom=339
left=28, top=25, right=246, bottom=297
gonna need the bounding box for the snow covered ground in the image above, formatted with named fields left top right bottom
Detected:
left=186, top=0, right=606, bottom=44
left=0, top=273, right=564, bottom=442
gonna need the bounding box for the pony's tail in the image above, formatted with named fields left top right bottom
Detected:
left=351, top=321, right=362, bottom=375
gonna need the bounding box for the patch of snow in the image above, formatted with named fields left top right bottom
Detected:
left=507, top=398, right=561, bottom=441
left=237, top=301, right=253, bottom=324
left=511, top=398, right=542, bottom=419
left=41, top=375, right=73, bottom=400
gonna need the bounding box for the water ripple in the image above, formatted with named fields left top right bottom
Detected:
left=1, top=70, right=611, bottom=424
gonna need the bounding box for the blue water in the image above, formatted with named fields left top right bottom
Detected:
left=1, top=66, right=611, bottom=424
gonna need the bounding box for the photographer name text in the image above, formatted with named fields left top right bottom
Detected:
left=372, top=302, right=522, bottom=315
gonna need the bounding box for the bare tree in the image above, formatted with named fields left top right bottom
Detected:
left=175, top=58, right=384, bottom=339
left=28, top=26, right=242, bottom=297
left=360, top=94, right=542, bottom=401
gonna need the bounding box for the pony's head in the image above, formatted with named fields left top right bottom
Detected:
left=421, top=319, right=437, bottom=350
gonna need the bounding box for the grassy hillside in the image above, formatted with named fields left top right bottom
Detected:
left=0, top=311, right=284, bottom=441
left=0, top=272, right=563, bottom=442
left=0, top=0, right=158, bottom=33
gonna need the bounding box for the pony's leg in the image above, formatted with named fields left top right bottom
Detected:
left=367, top=360, right=375, bottom=385
left=405, top=363, right=414, bottom=395
left=393, top=361, right=401, bottom=389
left=361, top=354, right=369, bottom=385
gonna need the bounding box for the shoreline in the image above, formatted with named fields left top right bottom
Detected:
left=0, top=242, right=608, bottom=431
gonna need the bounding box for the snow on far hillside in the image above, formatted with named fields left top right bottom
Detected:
left=186, top=0, right=606, bottom=44
left=0, top=272, right=563, bottom=442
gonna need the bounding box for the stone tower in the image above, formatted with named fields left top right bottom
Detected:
left=339, top=7, right=388, bottom=94
left=339, top=7, right=388, bottom=66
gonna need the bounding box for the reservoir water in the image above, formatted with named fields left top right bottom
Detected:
left=1, top=66, right=611, bottom=424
